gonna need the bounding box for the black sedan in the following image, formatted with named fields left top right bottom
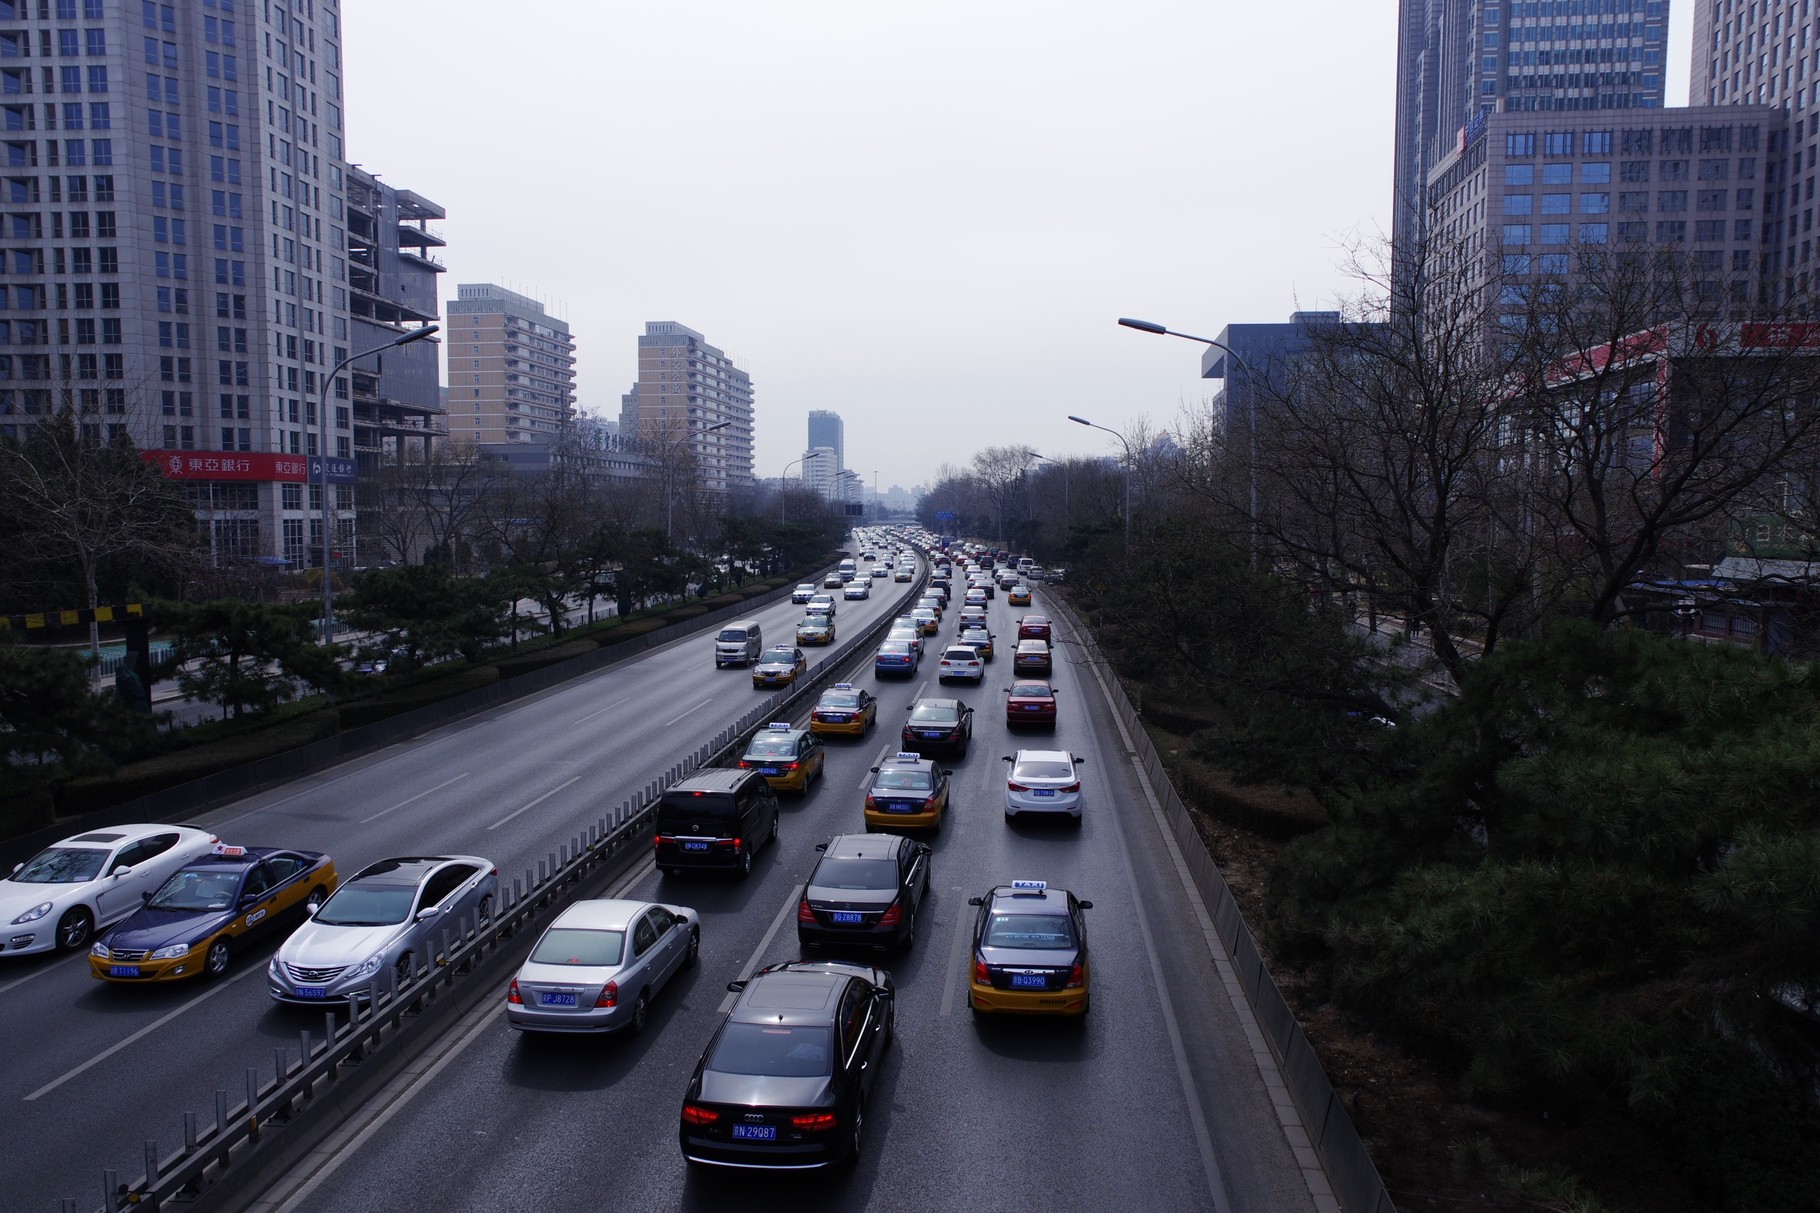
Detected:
left=680, top=961, right=894, bottom=1169
left=797, top=834, right=931, bottom=952
left=902, top=698, right=973, bottom=758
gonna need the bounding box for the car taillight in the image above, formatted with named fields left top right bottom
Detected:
left=681, top=1104, right=720, bottom=1125
left=1008, top=782, right=1029, bottom=792
left=738, top=760, right=753, bottom=769
left=798, top=898, right=816, bottom=923
left=973, top=958, right=991, bottom=984
left=879, top=903, right=902, bottom=927
left=507, top=979, right=522, bottom=1005
left=864, top=795, right=877, bottom=810
left=597, top=980, right=618, bottom=1008
left=791, top=1112, right=838, bottom=1132
left=783, top=762, right=798, bottom=771
left=1064, top=963, right=1085, bottom=989
left=714, top=837, right=741, bottom=850
left=1063, top=782, right=1081, bottom=793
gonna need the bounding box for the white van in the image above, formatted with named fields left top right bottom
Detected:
left=713, top=620, right=763, bottom=668
left=837, top=558, right=857, bottom=581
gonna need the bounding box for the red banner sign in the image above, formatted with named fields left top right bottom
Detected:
left=142, top=450, right=356, bottom=483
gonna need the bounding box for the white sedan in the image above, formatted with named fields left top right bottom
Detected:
left=843, top=579, right=872, bottom=600
left=1, top=824, right=218, bottom=954
left=1003, top=750, right=1086, bottom=824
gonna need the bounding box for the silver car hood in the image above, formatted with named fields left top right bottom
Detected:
left=280, top=919, right=407, bottom=967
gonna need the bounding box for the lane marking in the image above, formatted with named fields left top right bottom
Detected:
left=211, top=760, right=384, bottom=828
left=716, top=888, right=799, bottom=1014
left=857, top=740, right=895, bottom=790
left=357, top=772, right=471, bottom=825
left=572, top=696, right=630, bottom=725
left=939, top=887, right=971, bottom=1017
left=0, top=960, right=68, bottom=997
left=486, top=776, right=581, bottom=831
left=25, top=964, right=262, bottom=1101
left=663, top=697, right=713, bottom=727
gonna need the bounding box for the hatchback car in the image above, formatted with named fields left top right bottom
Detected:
left=680, top=961, right=894, bottom=1169
left=810, top=683, right=877, bottom=737
left=506, top=898, right=699, bottom=1034
left=752, top=646, right=809, bottom=688
left=2, top=824, right=218, bottom=955
left=863, top=752, right=952, bottom=833
left=1012, top=639, right=1052, bottom=675
left=874, top=639, right=919, bottom=677
left=1003, top=750, right=1085, bottom=823
left=937, top=645, right=985, bottom=684
left=91, top=845, right=337, bottom=983
left=902, top=698, right=973, bottom=757
left=269, top=855, right=498, bottom=1003
left=966, top=880, right=1092, bottom=1018
left=1016, top=615, right=1052, bottom=641
left=740, top=723, right=826, bottom=794
left=797, top=834, right=931, bottom=951
left=1005, top=681, right=1059, bottom=727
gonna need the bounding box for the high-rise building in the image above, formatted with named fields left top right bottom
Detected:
left=802, top=445, right=839, bottom=498
left=0, top=0, right=372, bottom=570
left=621, top=321, right=754, bottom=493
left=1692, top=0, right=1820, bottom=300
left=446, top=284, right=576, bottom=446
left=806, top=409, right=843, bottom=473
left=1394, top=0, right=1669, bottom=258
left=345, top=169, right=445, bottom=471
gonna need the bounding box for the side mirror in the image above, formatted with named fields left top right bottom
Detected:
left=112, top=865, right=132, bottom=878
left=304, top=901, right=320, bottom=917
left=815, top=842, right=829, bottom=852
left=10, top=862, right=21, bottom=876
left=1079, top=901, right=1094, bottom=910
left=142, top=890, right=153, bottom=902
left=726, top=979, right=748, bottom=993
left=1073, top=755, right=1086, bottom=765
left=966, top=896, right=984, bottom=906
left=941, top=769, right=953, bottom=776
left=415, top=906, right=442, bottom=922
left=1001, top=755, right=1013, bottom=763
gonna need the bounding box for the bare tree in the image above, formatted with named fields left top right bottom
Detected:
left=364, top=439, right=501, bottom=571
left=970, top=445, right=1038, bottom=548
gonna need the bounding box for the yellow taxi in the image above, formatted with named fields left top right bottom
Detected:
left=966, top=880, right=1092, bottom=1018
left=739, top=723, right=826, bottom=793
left=911, top=608, right=940, bottom=636
left=1007, top=584, right=1034, bottom=607
left=863, top=752, right=952, bottom=833
left=796, top=615, right=836, bottom=646
left=810, top=683, right=877, bottom=736
left=89, top=845, right=339, bottom=982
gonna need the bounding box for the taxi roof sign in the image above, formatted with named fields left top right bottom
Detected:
left=891, top=751, right=921, bottom=762
left=766, top=722, right=792, bottom=731
left=832, top=682, right=854, bottom=690
left=1010, top=879, right=1047, bottom=892
left=210, top=843, right=247, bottom=857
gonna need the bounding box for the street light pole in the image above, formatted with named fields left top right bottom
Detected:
left=1066, top=416, right=1131, bottom=554
left=1032, top=452, right=1069, bottom=546
left=778, top=450, right=826, bottom=523
left=1118, top=316, right=1258, bottom=566
left=663, top=419, right=731, bottom=547
left=318, top=323, right=438, bottom=640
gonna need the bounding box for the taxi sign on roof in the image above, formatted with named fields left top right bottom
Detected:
left=767, top=722, right=791, bottom=731
left=832, top=682, right=853, bottom=690
left=891, top=752, right=921, bottom=761
left=1010, top=879, right=1047, bottom=892
left=210, top=843, right=247, bottom=857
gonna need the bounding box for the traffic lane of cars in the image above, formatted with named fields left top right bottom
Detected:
left=280, top=602, right=1311, bottom=1211
left=2, top=565, right=922, bottom=1209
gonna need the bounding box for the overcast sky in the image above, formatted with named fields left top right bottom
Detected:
left=343, top=1, right=1693, bottom=492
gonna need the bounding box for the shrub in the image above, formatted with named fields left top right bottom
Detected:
left=337, top=665, right=501, bottom=730
left=55, top=710, right=340, bottom=815
left=493, top=638, right=599, bottom=680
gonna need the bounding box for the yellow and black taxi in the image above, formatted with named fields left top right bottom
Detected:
left=863, top=752, right=951, bottom=832
left=810, top=683, right=877, bottom=736
left=796, top=614, right=837, bottom=646
left=1007, top=584, right=1034, bottom=606
left=740, top=722, right=826, bottom=793
left=89, top=845, right=339, bottom=983
left=958, top=626, right=995, bottom=661
left=752, top=645, right=808, bottom=688
left=966, top=880, right=1092, bottom=1018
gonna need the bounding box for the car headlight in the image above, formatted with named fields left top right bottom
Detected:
left=11, top=901, right=53, bottom=925
left=150, top=943, right=191, bottom=961
left=90, top=942, right=110, bottom=959
left=347, top=954, right=385, bottom=980
left=268, top=957, right=281, bottom=977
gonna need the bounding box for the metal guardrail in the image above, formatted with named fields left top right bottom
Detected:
left=52, top=552, right=934, bottom=1212
left=1049, top=594, right=1397, bottom=1213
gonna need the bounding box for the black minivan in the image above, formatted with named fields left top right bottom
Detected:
left=654, top=769, right=781, bottom=878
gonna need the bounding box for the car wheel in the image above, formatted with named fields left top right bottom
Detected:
left=683, top=928, right=700, bottom=969
left=898, top=909, right=916, bottom=952
left=305, top=885, right=328, bottom=912
left=739, top=846, right=753, bottom=878
left=845, top=1103, right=865, bottom=1165
left=628, top=990, right=650, bottom=1036
left=477, top=894, right=495, bottom=924
left=204, top=936, right=232, bottom=978
left=395, top=953, right=414, bottom=986
left=55, top=907, right=94, bottom=952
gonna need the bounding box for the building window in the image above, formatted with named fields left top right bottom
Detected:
left=1539, top=223, right=1570, bottom=244
left=1544, top=131, right=1574, bottom=156
left=1621, top=160, right=1651, bottom=182
left=1580, top=162, right=1611, bottom=183
left=1578, top=222, right=1609, bottom=244
left=1542, top=193, right=1570, bottom=214
left=1655, top=220, right=1687, bottom=241
left=1505, top=164, right=1534, bottom=186
left=1657, top=189, right=1687, bottom=211
left=1580, top=192, right=1610, bottom=214
left=1583, top=130, right=1613, bottom=155
left=1506, top=132, right=1536, bottom=157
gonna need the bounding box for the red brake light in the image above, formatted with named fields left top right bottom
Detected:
left=596, top=980, right=618, bottom=1008
left=682, top=1104, right=720, bottom=1126
left=879, top=903, right=902, bottom=927
left=1063, top=782, right=1081, bottom=793
left=1065, top=963, right=1085, bottom=989
left=790, top=1112, right=838, bottom=1132
left=973, top=958, right=991, bottom=984
left=738, top=760, right=752, bottom=769
left=798, top=898, right=816, bottom=923
left=507, top=978, right=522, bottom=1005
left=716, top=837, right=741, bottom=850
left=783, top=762, right=798, bottom=771
left=864, top=795, right=877, bottom=810
left=1008, top=782, right=1029, bottom=792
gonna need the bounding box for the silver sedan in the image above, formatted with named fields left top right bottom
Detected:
left=507, top=898, right=700, bottom=1034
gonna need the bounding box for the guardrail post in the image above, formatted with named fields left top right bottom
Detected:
left=536, top=859, right=547, bottom=884
left=245, top=1067, right=260, bottom=1121
left=512, top=876, right=523, bottom=903
left=143, top=1140, right=159, bottom=1188
left=102, top=1170, right=117, bottom=1212
left=215, top=1088, right=229, bottom=1138
left=183, top=1109, right=198, bottom=1151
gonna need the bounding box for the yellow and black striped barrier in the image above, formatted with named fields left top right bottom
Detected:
left=0, top=602, right=145, bottom=631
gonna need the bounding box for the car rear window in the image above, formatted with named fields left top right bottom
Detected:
left=531, top=927, right=624, bottom=967
left=909, top=704, right=958, bottom=722
left=1014, top=759, right=1075, bottom=780
left=873, top=769, right=933, bottom=791
left=657, top=792, right=735, bottom=825
left=709, top=1023, right=833, bottom=1077
left=984, top=913, right=1075, bottom=949
left=821, top=692, right=861, bottom=709
left=1010, top=682, right=1050, bottom=696
left=315, top=882, right=415, bottom=926
left=746, top=737, right=797, bottom=758
left=811, top=857, right=898, bottom=890
left=942, top=648, right=978, bottom=661
left=878, top=641, right=911, bottom=655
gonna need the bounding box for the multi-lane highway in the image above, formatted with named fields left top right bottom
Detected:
left=5, top=547, right=1321, bottom=1212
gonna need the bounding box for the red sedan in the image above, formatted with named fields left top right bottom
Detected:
left=1017, top=615, right=1052, bottom=642
left=1005, top=680, right=1058, bottom=727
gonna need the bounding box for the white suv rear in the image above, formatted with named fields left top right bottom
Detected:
left=1003, top=750, right=1084, bottom=823
left=937, top=646, right=984, bottom=683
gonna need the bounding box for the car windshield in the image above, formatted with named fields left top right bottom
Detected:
left=763, top=649, right=796, bottom=661
left=717, top=628, right=750, bottom=642
left=909, top=704, right=957, bottom=723
left=1010, top=683, right=1052, bottom=697
left=10, top=846, right=108, bottom=884
left=812, top=857, right=898, bottom=890
left=709, top=1022, right=834, bottom=1078
left=530, top=927, right=624, bottom=967
left=746, top=737, right=797, bottom=757
left=984, top=913, right=1075, bottom=949
left=148, top=869, right=242, bottom=911
left=798, top=618, right=826, bottom=630
left=313, top=881, right=415, bottom=926
left=873, top=769, right=933, bottom=792
left=1014, top=759, right=1076, bottom=780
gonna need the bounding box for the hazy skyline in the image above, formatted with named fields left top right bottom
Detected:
left=344, top=1, right=1695, bottom=490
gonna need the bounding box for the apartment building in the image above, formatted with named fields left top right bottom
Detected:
left=445, top=282, right=576, bottom=445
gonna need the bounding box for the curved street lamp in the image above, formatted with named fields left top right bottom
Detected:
left=1067, top=415, right=1131, bottom=553
left=663, top=419, right=731, bottom=546
left=778, top=450, right=827, bottom=523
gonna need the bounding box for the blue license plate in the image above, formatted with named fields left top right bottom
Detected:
left=823, top=715, right=848, bottom=723
left=1011, top=973, right=1047, bottom=989
left=1033, top=789, right=1057, bottom=798
left=921, top=731, right=942, bottom=739
left=108, top=965, right=140, bottom=978
left=295, top=986, right=327, bottom=999
left=760, top=767, right=779, bottom=775
left=887, top=802, right=915, bottom=813
left=732, top=1124, right=777, bottom=1141
left=538, top=992, right=577, bottom=1007
left=831, top=911, right=864, bottom=925
left=681, top=840, right=710, bottom=852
